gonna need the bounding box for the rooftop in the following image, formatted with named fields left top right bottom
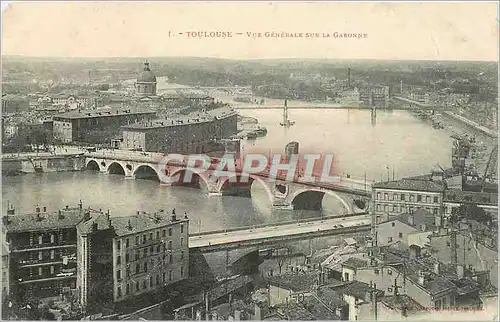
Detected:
left=53, top=106, right=156, bottom=120
left=379, top=295, right=426, bottom=315
left=331, top=280, right=382, bottom=301
left=111, top=211, right=188, bottom=237
left=122, top=107, right=236, bottom=130
left=372, top=177, right=446, bottom=193
left=267, top=272, right=319, bottom=292
left=342, top=257, right=369, bottom=269
left=3, top=206, right=86, bottom=233
left=444, top=189, right=498, bottom=206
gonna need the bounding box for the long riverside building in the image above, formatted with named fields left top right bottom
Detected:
left=120, top=106, right=238, bottom=154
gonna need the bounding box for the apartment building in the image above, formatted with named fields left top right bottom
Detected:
left=76, top=209, right=189, bottom=312
left=372, top=173, right=446, bottom=224
left=2, top=204, right=86, bottom=302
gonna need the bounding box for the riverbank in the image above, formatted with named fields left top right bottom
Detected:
left=443, top=111, right=498, bottom=139
left=236, top=115, right=268, bottom=139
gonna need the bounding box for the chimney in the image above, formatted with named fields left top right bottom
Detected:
left=418, top=271, right=425, bottom=285
left=171, top=208, right=177, bottom=222
left=58, top=210, right=64, bottom=220
left=66, top=205, right=69, bottom=210
left=434, top=262, right=440, bottom=275
left=127, top=219, right=133, bottom=230
left=408, top=214, right=414, bottom=226
left=457, top=265, right=464, bottom=279
left=347, top=68, right=351, bottom=88
left=79, top=200, right=83, bottom=209
left=83, top=211, right=91, bottom=222
left=36, top=206, right=41, bottom=213
left=43, top=206, right=47, bottom=212
left=184, top=212, right=188, bottom=219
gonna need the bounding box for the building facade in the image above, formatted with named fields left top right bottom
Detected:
left=76, top=210, right=189, bottom=312
left=372, top=174, right=446, bottom=224
left=120, top=107, right=238, bottom=153
left=52, top=107, right=156, bottom=144
left=2, top=205, right=86, bottom=302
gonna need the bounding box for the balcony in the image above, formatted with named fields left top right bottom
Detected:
left=17, top=255, right=77, bottom=268
left=16, top=271, right=76, bottom=285
left=11, top=241, right=77, bottom=252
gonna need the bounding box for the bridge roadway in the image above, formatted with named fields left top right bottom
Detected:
left=188, top=213, right=371, bottom=252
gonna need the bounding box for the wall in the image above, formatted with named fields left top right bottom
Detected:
left=407, top=231, right=432, bottom=248
left=4, top=156, right=86, bottom=173
left=269, top=285, right=292, bottom=307
left=376, top=220, right=418, bottom=246
left=355, top=266, right=406, bottom=297
left=53, top=120, right=73, bottom=143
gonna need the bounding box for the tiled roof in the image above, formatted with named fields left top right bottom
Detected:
left=444, top=189, right=498, bottom=206
left=331, top=280, right=382, bottom=300
left=3, top=207, right=86, bottom=233
left=267, top=272, right=318, bottom=292
left=111, top=211, right=188, bottom=237
left=122, top=107, right=236, bottom=130
left=379, top=295, right=426, bottom=315
left=342, top=257, right=369, bottom=269
left=372, top=178, right=445, bottom=193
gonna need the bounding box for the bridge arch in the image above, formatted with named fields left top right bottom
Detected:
left=217, top=174, right=274, bottom=204
left=86, top=159, right=100, bottom=171
left=290, top=188, right=352, bottom=213
left=133, top=164, right=160, bottom=181
left=108, top=162, right=126, bottom=175
left=169, top=168, right=210, bottom=189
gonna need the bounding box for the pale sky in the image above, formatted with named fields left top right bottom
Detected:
left=2, top=1, right=499, bottom=61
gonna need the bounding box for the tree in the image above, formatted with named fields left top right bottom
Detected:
left=275, top=245, right=293, bottom=275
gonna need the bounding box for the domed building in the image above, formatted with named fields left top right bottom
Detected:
left=135, top=61, right=157, bottom=96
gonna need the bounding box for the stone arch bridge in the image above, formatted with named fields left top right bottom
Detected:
left=85, top=154, right=371, bottom=213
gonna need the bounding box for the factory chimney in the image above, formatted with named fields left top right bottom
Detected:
left=347, top=68, right=351, bottom=88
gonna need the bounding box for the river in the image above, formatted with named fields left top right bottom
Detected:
left=3, top=84, right=496, bottom=233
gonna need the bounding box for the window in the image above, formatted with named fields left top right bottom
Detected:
left=180, top=266, right=184, bottom=277
left=401, top=194, right=405, bottom=201
left=163, top=272, right=166, bottom=283
left=169, top=270, right=173, bottom=281
left=156, top=231, right=160, bottom=239
left=417, top=195, right=422, bottom=202
left=117, top=270, right=121, bottom=280
left=433, top=208, right=438, bottom=215
left=38, top=235, right=43, bottom=245
left=136, top=263, right=140, bottom=274
left=143, top=234, right=146, bottom=243
left=144, top=262, right=148, bottom=273
left=50, top=250, right=55, bottom=259
left=180, top=238, right=184, bottom=246
left=149, top=233, right=153, bottom=241
left=384, top=205, right=388, bottom=211
left=144, top=248, right=148, bottom=257
left=433, top=196, right=438, bottom=203
left=410, top=195, right=415, bottom=202
left=39, top=251, right=43, bottom=260
left=143, top=280, right=147, bottom=289
left=377, top=192, right=381, bottom=199
left=156, top=245, right=161, bottom=253
left=117, top=286, right=122, bottom=298
left=391, top=222, right=395, bottom=227
left=50, top=234, right=55, bottom=243
left=168, top=241, right=172, bottom=250
left=376, top=204, right=381, bottom=211
left=181, top=225, right=184, bottom=233
left=117, top=240, right=121, bottom=251
left=181, top=251, right=184, bottom=260
left=150, top=246, right=153, bottom=254
left=125, top=253, right=129, bottom=263
left=169, top=254, right=173, bottom=263
left=388, top=237, right=393, bottom=242
left=135, top=281, right=139, bottom=292
left=50, top=266, right=55, bottom=274
left=374, top=269, right=379, bottom=275
left=426, top=196, right=431, bottom=203
left=117, top=256, right=121, bottom=265
left=38, top=267, right=43, bottom=276
left=126, top=284, right=130, bottom=295
left=136, top=236, right=140, bottom=245
left=150, top=276, right=153, bottom=287
left=156, top=274, right=160, bottom=285
left=126, top=238, right=129, bottom=248
left=398, top=232, right=403, bottom=238
left=162, top=229, right=166, bottom=237
left=169, top=228, right=173, bottom=236
left=384, top=193, right=388, bottom=200
left=387, top=269, right=392, bottom=275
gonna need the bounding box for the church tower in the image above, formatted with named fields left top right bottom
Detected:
left=135, top=61, right=157, bottom=96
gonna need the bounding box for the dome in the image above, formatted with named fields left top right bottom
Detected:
left=137, top=62, right=157, bottom=83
